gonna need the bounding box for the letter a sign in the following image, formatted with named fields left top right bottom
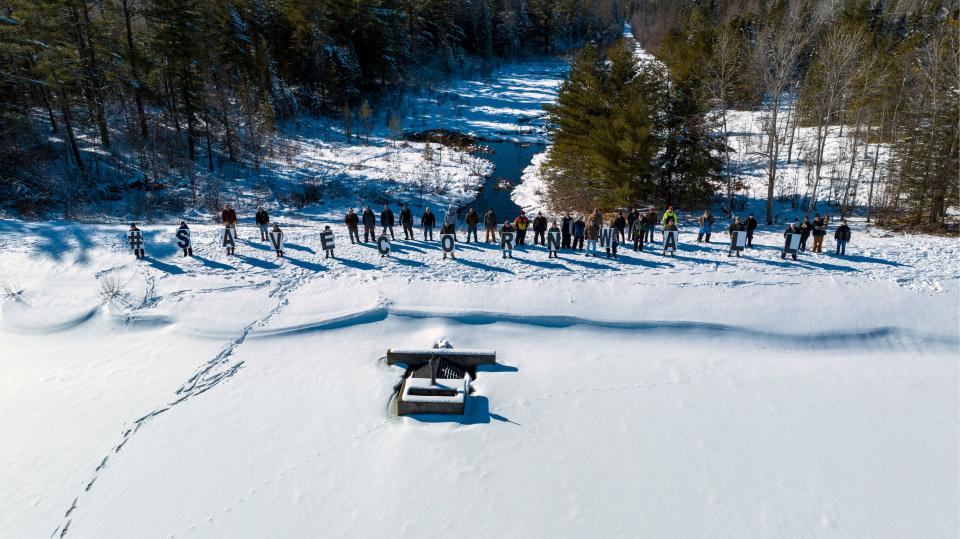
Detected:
left=664, top=230, right=678, bottom=255
left=222, top=227, right=236, bottom=251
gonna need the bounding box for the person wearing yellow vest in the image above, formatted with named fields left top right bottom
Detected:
left=661, top=205, right=677, bottom=228
left=513, top=210, right=531, bottom=245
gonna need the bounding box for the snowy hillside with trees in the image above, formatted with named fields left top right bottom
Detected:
left=0, top=1, right=958, bottom=538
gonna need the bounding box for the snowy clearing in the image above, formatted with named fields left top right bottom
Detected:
left=0, top=216, right=956, bottom=538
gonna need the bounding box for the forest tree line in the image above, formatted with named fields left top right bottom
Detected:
left=0, top=0, right=628, bottom=215
left=544, top=0, right=957, bottom=229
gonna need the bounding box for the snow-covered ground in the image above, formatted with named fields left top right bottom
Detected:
left=0, top=215, right=956, bottom=538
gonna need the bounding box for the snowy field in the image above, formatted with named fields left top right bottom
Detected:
left=0, top=216, right=957, bottom=538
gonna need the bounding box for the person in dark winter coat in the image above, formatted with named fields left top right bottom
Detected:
left=613, top=211, right=627, bottom=244
left=697, top=210, right=715, bottom=242
left=361, top=207, right=376, bottom=243
left=572, top=216, right=586, bottom=251
left=811, top=214, right=827, bottom=253
left=799, top=216, right=812, bottom=251
left=399, top=204, right=414, bottom=240
left=500, top=221, right=514, bottom=258
left=745, top=213, right=758, bottom=247
left=644, top=209, right=657, bottom=242
left=421, top=207, right=436, bottom=240
left=834, top=219, right=851, bottom=255
left=532, top=212, right=548, bottom=245
left=782, top=223, right=800, bottom=259
left=727, top=217, right=746, bottom=257
left=560, top=212, right=573, bottom=249
left=627, top=209, right=638, bottom=235
left=255, top=207, right=270, bottom=241
left=380, top=205, right=395, bottom=240
left=484, top=209, right=498, bottom=243
left=221, top=205, right=239, bottom=238
left=514, top=210, right=530, bottom=245
left=547, top=221, right=561, bottom=258
left=631, top=216, right=646, bottom=252
left=344, top=208, right=360, bottom=244
left=465, top=208, right=480, bottom=243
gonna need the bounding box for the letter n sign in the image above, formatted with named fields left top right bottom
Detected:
left=547, top=231, right=560, bottom=253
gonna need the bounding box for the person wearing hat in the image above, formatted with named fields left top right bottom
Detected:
left=421, top=207, right=436, bottom=241
left=270, top=223, right=284, bottom=257
left=745, top=213, right=758, bottom=247
left=361, top=206, right=376, bottom=243
left=500, top=220, right=515, bottom=259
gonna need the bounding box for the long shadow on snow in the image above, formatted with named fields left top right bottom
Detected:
left=143, top=256, right=185, bottom=275
left=286, top=257, right=327, bottom=272
left=454, top=257, right=513, bottom=274
left=405, top=396, right=518, bottom=426
left=193, top=256, right=235, bottom=271
left=251, top=306, right=957, bottom=351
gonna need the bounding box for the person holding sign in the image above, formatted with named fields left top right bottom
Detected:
left=500, top=221, right=515, bottom=259
left=811, top=214, right=827, bottom=253
left=221, top=205, right=238, bottom=238
left=321, top=225, right=336, bottom=258
left=176, top=222, right=193, bottom=257
left=269, top=224, right=284, bottom=257
left=547, top=221, right=561, bottom=259
left=602, top=220, right=619, bottom=260
left=222, top=223, right=237, bottom=256
left=660, top=206, right=678, bottom=240
left=662, top=218, right=679, bottom=256
left=255, top=207, right=270, bottom=241
left=572, top=215, right=585, bottom=252
left=444, top=206, right=458, bottom=240
left=128, top=223, right=145, bottom=259
left=441, top=231, right=456, bottom=259
left=781, top=222, right=801, bottom=260
left=727, top=217, right=746, bottom=257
